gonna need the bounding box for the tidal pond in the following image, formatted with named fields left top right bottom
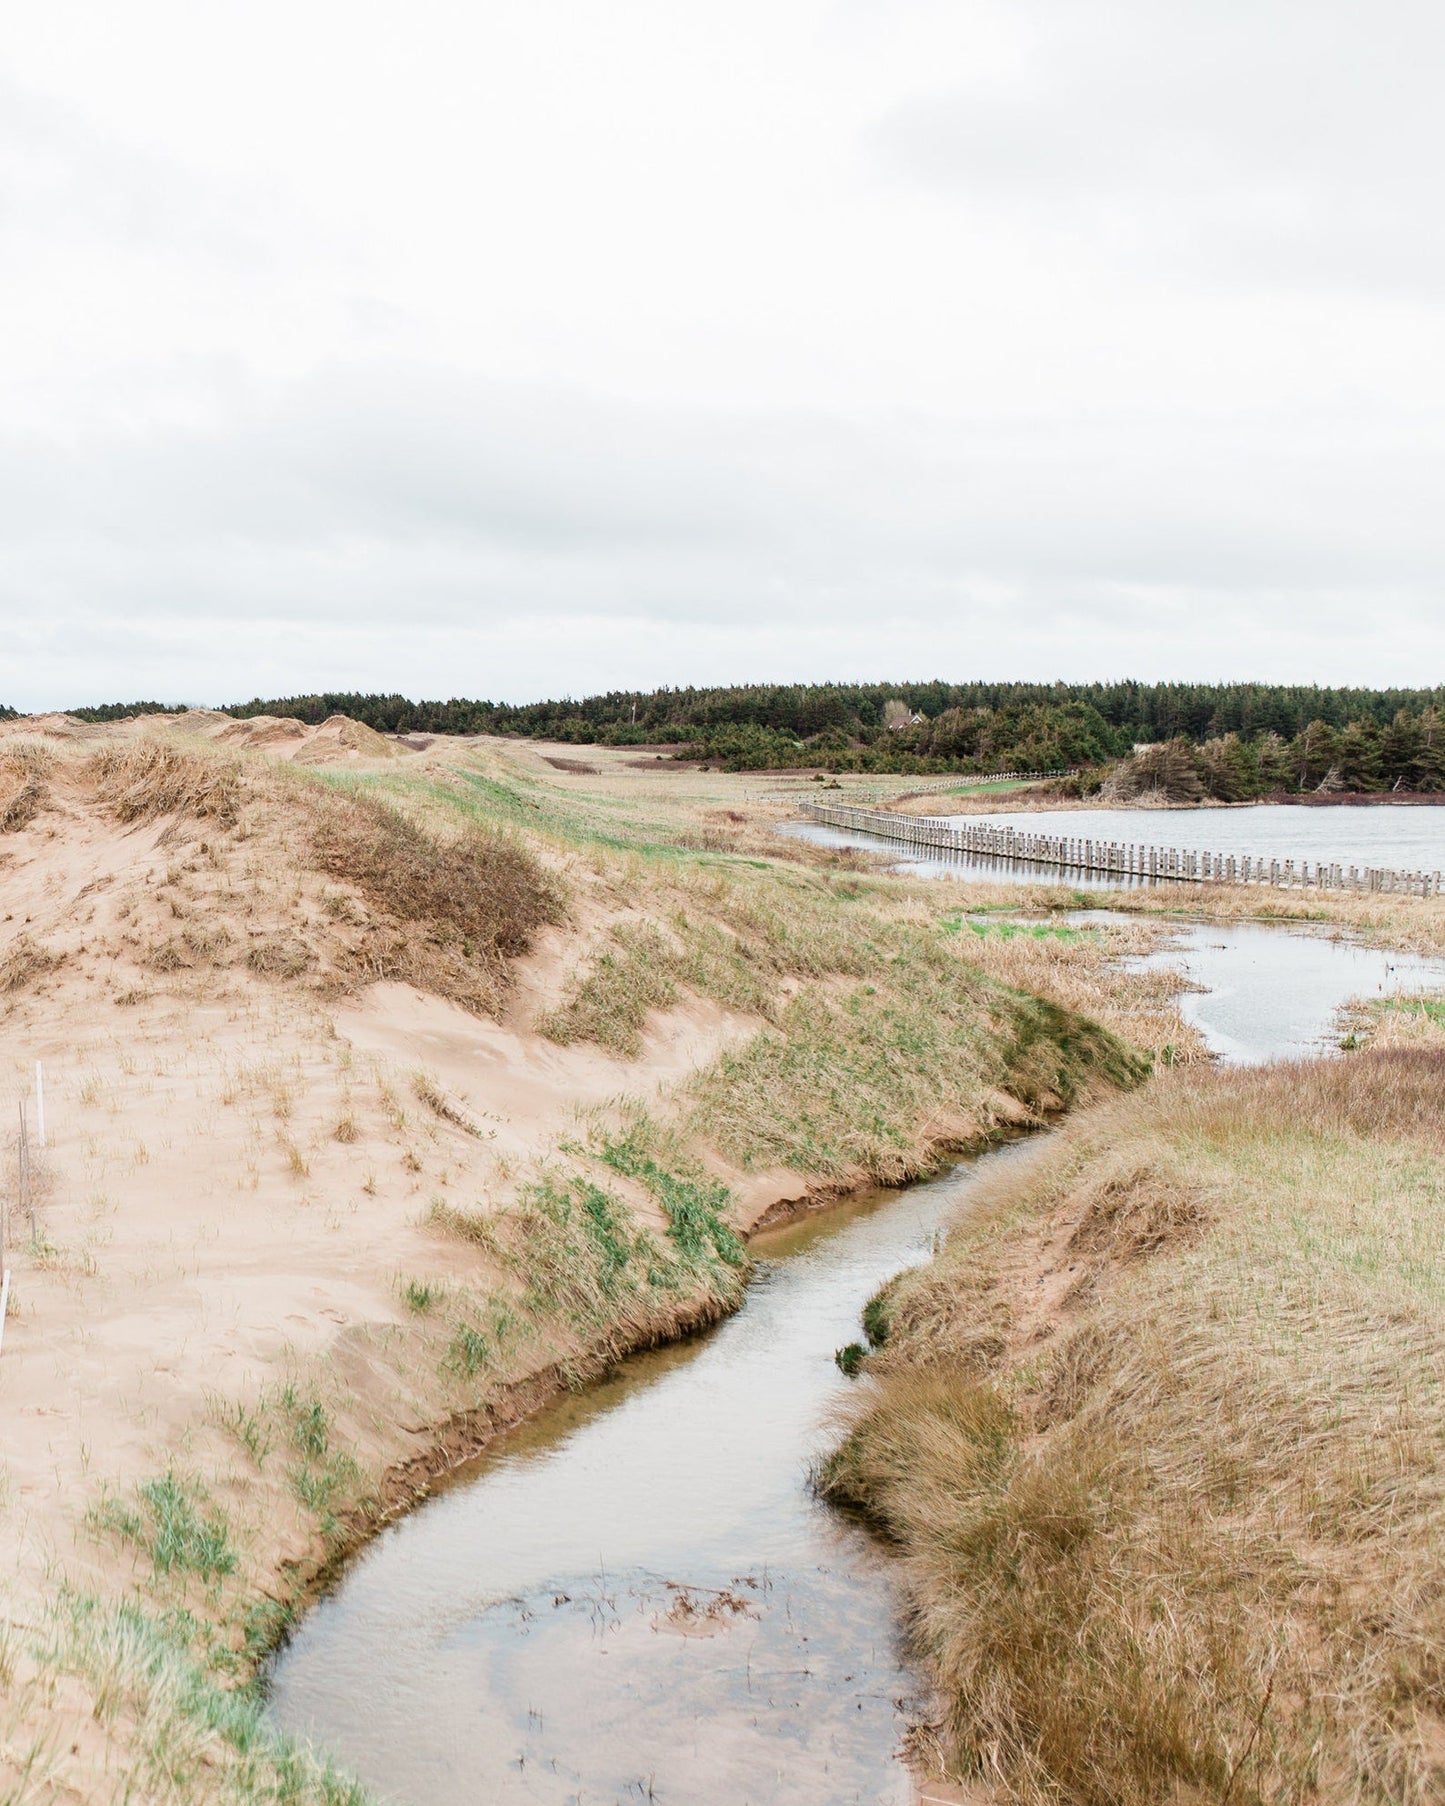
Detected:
left=778, top=800, right=1445, bottom=886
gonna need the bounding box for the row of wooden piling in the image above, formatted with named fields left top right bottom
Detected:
left=799, top=801, right=1445, bottom=896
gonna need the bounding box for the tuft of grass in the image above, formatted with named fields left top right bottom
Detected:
left=1, top=780, right=45, bottom=834
left=401, top=1276, right=443, bottom=1313
left=271, top=1390, right=360, bottom=1542
left=510, top=1173, right=652, bottom=1319
left=424, top=1196, right=502, bottom=1249
left=210, top=1397, right=273, bottom=1470
left=538, top=924, right=678, bottom=1056
left=598, top=1125, right=744, bottom=1270
left=280, top=1135, right=310, bottom=1179
left=444, top=1322, right=492, bottom=1377
left=0, top=739, right=53, bottom=831
left=305, top=784, right=565, bottom=1016
left=94, top=1473, right=238, bottom=1582
left=0, top=931, right=63, bottom=993
left=22, top=1594, right=367, bottom=1803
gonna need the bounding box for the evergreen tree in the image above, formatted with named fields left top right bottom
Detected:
left=1253, top=732, right=1295, bottom=792
left=1195, top=734, right=1259, bottom=801
left=1293, top=720, right=1340, bottom=790
left=1335, top=719, right=1384, bottom=792
left=1412, top=708, right=1445, bottom=791
left=1382, top=709, right=1423, bottom=787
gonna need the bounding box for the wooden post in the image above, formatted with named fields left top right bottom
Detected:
left=18, top=1100, right=32, bottom=1239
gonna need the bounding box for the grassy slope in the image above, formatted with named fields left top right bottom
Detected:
left=823, top=1043, right=1445, bottom=1805
left=0, top=731, right=1171, bottom=1806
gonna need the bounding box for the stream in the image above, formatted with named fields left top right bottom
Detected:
left=267, top=894, right=1445, bottom=1804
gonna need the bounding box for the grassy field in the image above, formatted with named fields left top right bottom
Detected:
left=0, top=724, right=1193, bottom=1804
left=823, top=1044, right=1445, bottom=1804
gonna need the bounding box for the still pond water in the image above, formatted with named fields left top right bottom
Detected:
left=779, top=801, right=1445, bottom=887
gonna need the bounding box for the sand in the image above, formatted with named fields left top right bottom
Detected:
left=0, top=723, right=819, bottom=1648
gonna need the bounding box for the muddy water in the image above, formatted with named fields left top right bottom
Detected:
left=266, top=1156, right=1033, bottom=1805
left=267, top=917, right=1445, bottom=1804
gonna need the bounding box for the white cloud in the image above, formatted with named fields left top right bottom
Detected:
left=0, top=0, right=1441, bottom=707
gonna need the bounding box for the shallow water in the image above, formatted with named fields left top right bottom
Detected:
left=962, top=802, right=1445, bottom=871
left=267, top=914, right=1445, bottom=1804
left=778, top=801, right=1445, bottom=887
left=1093, top=916, right=1445, bottom=1063
left=265, top=1161, right=1022, bottom=1806
left=775, top=816, right=1137, bottom=886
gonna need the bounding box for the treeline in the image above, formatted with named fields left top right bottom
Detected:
left=32, top=683, right=1445, bottom=787
left=1094, top=712, right=1445, bottom=800
left=213, top=682, right=1445, bottom=778
left=67, top=701, right=177, bottom=723
left=218, top=681, right=1445, bottom=746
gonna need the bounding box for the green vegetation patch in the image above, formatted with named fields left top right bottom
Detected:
left=94, top=1473, right=238, bottom=1583
left=30, top=1594, right=365, bottom=1803
left=507, top=1170, right=668, bottom=1325
left=598, top=1125, right=745, bottom=1270
left=943, top=914, right=1101, bottom=944
left=1379, top=994, right=1445, bottom=1026
left=275, top=1386, right=362, bottom=1545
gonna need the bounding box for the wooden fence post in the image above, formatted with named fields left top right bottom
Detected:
left=17, top=1100, right=32, bottom=1240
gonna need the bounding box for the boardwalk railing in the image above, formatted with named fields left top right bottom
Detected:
left=799, top=801, right=1445, bottom=897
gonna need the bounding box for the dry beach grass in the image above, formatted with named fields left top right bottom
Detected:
left=824, top=1049, right=1445, bottom=1804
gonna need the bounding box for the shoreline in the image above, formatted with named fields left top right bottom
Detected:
left=274, top=1112, right=1051, bottom=1646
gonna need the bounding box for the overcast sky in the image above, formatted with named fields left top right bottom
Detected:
left=3, top=0, right=1442, bottom=708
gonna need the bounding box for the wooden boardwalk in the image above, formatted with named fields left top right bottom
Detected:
left=798, top=801, right=1445, bottom=897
